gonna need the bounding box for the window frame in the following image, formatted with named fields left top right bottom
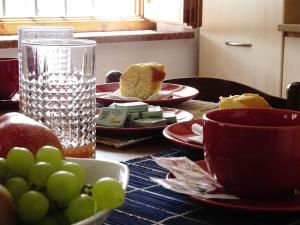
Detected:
left=0, top=0, right=201, bottom=35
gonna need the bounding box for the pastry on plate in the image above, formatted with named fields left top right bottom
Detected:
left=119, top=62, right=166, bottom=100
left=219, top=93, right=271, bottom=109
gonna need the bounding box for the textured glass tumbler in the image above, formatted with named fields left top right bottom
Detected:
left=20, top=39, right=96, bottom=158
left=18, top=26, right=73, bottom=53
left=18, top=26, right=73, bottom=112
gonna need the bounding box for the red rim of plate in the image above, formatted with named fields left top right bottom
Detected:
left=163, top=119, right=203, bottom=150
left=167, top=160, right=300, bottom=212
left=96, top=82, right=199, bottom=107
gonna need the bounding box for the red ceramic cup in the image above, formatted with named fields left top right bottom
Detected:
left=203, top=108, right=300, bottom=199
left=0, top=57, right=19, bottom=100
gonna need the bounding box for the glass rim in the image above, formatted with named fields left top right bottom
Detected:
left=22, top=38, right=96, bottom=47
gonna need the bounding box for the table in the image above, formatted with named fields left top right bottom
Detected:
left=95, top=99, right=218, bottom=162
left=93, top=100, right=300, bottom=225
left=4, top=100, right=300, bottom=225
left=95, top=136, right=178, bottom=162
left=103, top=147, right=300, bottom=225
left=0, top=99, right=215, bottom=162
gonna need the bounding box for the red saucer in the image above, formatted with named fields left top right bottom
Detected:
left=163, top=119, right=203, bottom=150
left=96, top=82, right=199, bottom=107
left=167, top=160, right=300, bottom=212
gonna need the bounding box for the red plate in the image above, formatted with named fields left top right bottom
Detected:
left=163, top=119, right=203, bottom=150
left=96, top=107, right=194, bottom=136
left=96, top=82, right=199, bottom=107
left=167, top=160, right=300, bottom=212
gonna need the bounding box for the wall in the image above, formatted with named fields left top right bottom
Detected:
left=0, top=37, right=198, bottom=83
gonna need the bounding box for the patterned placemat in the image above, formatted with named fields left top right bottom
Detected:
left=104, top=148, right=300, bottom=225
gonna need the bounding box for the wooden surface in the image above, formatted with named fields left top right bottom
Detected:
left=183, top=0, right=202, bottom=28
left=199, top=0, right=284, bottom=97
left=284, top=0, right=300, bottom=24
left=282, top=36, right=300, bottom=97
left=0, top=107, right=178, bottom=162
left=0, top=100, right=213, bottom=162
left=278, top=24, right=300, bottom=34
left=95, top=136, right=178, bottom=162
left=95, top=99, right=218, bottom=161
left=0, top=108, right=177, bottom=162
left=0, top=30, right=195, bottom=49
left=0, top=18, right=155, bottom=35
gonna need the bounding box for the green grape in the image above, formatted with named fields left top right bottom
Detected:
left=65, top=194, right=97, bottom=224
left=92, top=177, right=125, bottom=210
left=16, top=190, right=49, bottom=223
left=60, top=161, right=86, bottom=185
left=6, top=147, right=35, bottom=177
left=47, top=171, right=81, bottom=204
left=5, top=177, right=30, bottom=199
left=29, top=162, right=56, bottom=189
left=0, top=157, right=11, bottom=183
left=36, top=146, right=64, bottom=169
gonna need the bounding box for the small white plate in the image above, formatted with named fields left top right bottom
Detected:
left=66, top=157, right=129, bottom=225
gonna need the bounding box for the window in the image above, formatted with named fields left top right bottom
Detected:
left=144, top=0, right=184, bottom=23
left=0, top=0, right=201, bottom=35
left=1, top=0, right=136, bottom=18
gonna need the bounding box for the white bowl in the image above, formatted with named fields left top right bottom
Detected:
left=66, top=157, right=129, bottom=225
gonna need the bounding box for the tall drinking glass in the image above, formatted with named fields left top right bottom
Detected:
left=18, top=26, right=73, bottom=54
left=18, top=26, right=73, bottom=111
left=20, top=39, right=96, bottom=158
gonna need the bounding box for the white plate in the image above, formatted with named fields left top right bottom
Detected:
left=66, top=157, right=129, bottom=225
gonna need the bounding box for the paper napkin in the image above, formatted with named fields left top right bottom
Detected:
left=151, top=156, right=239, bottom=200
left=187, top=123, right=203, bottom=145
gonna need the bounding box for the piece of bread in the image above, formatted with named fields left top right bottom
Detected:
left=119, top=62, right=166, bottom=100
left=219, top=93, right=271, bottom=109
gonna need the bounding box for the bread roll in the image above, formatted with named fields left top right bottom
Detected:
left=119, top=62, right=166, bottom=100
left=219, top=93, right=271, bottom=109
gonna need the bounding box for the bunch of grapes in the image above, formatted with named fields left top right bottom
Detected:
left=0, top=146, right=125, bottom=225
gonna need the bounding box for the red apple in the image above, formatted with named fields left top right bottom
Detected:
left=0, top=184, right=15, bottom=225
left=0, top=112, right=62, bottom=157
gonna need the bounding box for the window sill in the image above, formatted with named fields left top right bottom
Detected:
left=278, top=24, right=300, bottom=37
left=0, top=29, right=195, bottom=49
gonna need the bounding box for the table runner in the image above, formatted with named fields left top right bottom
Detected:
left=104, top=148, right=300, bottom=225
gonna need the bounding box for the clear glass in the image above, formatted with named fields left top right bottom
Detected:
left=18, top=26, right=73, bottom=54
left=18, top=26, right=73, bottom=83
left=20, top=38, right=96, bottom=158
left=18, top=26, right=74, bottom=123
